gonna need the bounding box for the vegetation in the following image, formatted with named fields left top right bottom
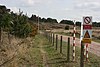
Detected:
left=0, top=5, right=38, bottom=39
left=29, top=14, right=58, bottom=23
left=65, top=25, right=69, bottom=30
left=0, top=5, right=11, bottom=42
left=60, top=20, right=74, bottom=25
left=60, top=20, right=100, bottom=27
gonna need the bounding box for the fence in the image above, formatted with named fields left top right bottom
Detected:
left=43, top=31, right=86, bottom=67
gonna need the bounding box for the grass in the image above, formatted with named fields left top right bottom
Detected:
left=42, top=34, right=100, bottom=67
left=16, top=35, right=44, bottom=67
left=54, top=32, right=100, bottom=43
left=92, top=38, right=100, bottom=43
left=7, top=33, right=99, bottom=67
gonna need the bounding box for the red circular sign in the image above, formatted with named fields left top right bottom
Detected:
left=84, top=17, right=91, bottom=24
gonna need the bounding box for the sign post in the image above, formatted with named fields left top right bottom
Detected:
left=80, top=16, right=92, bottom=62
left=82, top=16, right=92, bottom=43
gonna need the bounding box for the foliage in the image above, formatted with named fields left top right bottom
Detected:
left=65, top=25, right=69, bottom=30
left=60, top=20, right=74, bottom=25
left=29, top=14, right=58, bottom=23
left=76, top=22, right=81, bottom=27
left=0, top=5, right=11, bottom=29
left=11, top=14, right=32, bottom=38
left=29, top=23, right=38, bottom=36
left=0, top=5, right=38, bottom=38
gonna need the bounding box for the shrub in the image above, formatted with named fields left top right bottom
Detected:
left=65, top=25, right=69, bottom=30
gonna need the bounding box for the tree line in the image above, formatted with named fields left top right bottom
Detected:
left=60, top=20, right=100, bottom=27
left=29, top=14, right=58, bottom=23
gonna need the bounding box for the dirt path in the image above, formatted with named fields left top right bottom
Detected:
left=40, top=40, right=49, bottom=67
left=57, top=34, right=100, bottom=56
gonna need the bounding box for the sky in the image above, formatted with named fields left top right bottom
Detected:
left=0, top=0, right=100, bottom=22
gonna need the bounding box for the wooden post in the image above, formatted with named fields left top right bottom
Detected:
left=60, top=36, right=62, bottom=53
left=80, top=41, right=84, bottom=67
left=67, top=37, right=70, bottom=62
left=51, top=33, right=52, bottom=43
left=56, top=35, right=58, bottom=50
left=53, top=33, right=54, bottom=46
left=49, top=33, right=50, bottom=42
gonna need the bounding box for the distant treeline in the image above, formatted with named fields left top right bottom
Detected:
left=60, top=20, right=100, bottom=27
left=29, top=14, right=58, bottom=23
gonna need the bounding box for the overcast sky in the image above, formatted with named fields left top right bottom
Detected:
left=0, top=0, right=100, bottom=22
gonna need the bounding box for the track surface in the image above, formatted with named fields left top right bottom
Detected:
left=57, top=34, right=100, bottom=56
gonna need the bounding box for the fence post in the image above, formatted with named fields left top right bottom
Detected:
left=80, top=41, right=84, bottom=67
left=48, top=33, right=50, bottom=42
left=56, top=35, right=58, bottom=50
left=67, top=37, right=70, bottom=62
left=47, top=32, right=49, bottom=40
left=50, top=33, right=52, bottom=43
left=60, top=36, right=62, bottom=53
left=53, top=33, right=54, bottom=46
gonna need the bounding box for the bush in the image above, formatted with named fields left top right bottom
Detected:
left=65, top=25, right=69, bottom=30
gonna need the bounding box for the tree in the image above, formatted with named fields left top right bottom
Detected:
left=60, top=20, right=74, bottom=25
left=41, top=18, right=46, bottom=22
left=11, top=12, right=32, bottom=38
left=0, top=5, right=11, bottom=43
left=29, top=14, right=37, bottom=22
left=76, top=22, right=81, bottom=27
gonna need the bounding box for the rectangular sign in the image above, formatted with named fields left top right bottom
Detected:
left=82, top=39, right=91, bottom=43
left=81, top=16, right=92, bottom=44
left=83, top=25, right=92, bottom=29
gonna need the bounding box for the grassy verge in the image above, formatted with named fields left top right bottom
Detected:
left=43, top=34, right=100, bottom=67
left=12, top=34, right=99, bottom=67
left=17, top=35, right=44, bottom=67
left=54, top=32, right=100, bottom=43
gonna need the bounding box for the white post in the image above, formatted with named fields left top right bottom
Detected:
left=73, top=20, right=76, bottom=61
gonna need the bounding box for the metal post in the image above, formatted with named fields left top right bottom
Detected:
left=80, top=41, right=84, bottom=67
left=60, top=36, right=62, bottom=53
left=67, top=37, right=70, bottom=62
left=56, top=35, right=58, bottom=50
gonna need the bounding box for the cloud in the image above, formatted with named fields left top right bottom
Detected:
left=21, top=0, right=52, bottom=6
left=8, top=7, right=19, bottom=13
left=27, top=0, right=35, bottom=5
left=75, top=2, right=100, bottom=11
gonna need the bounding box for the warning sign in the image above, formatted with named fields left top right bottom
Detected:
left=84, top=30, right=90, bottom=38
left=81, top=16, right=92, bottom=44
left=82, top=39, right=91, bottom=43
left=83, top=16, right=92, bottom=25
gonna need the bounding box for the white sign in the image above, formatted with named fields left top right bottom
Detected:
left=80, top=16, right=92, bottom=43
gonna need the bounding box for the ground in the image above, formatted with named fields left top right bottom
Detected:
left=0, top=32, right=100, bottom=67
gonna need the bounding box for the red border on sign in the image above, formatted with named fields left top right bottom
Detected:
left=84, top=17, right=91, bottom=24
left=83, top=25, right=92, bottom=29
